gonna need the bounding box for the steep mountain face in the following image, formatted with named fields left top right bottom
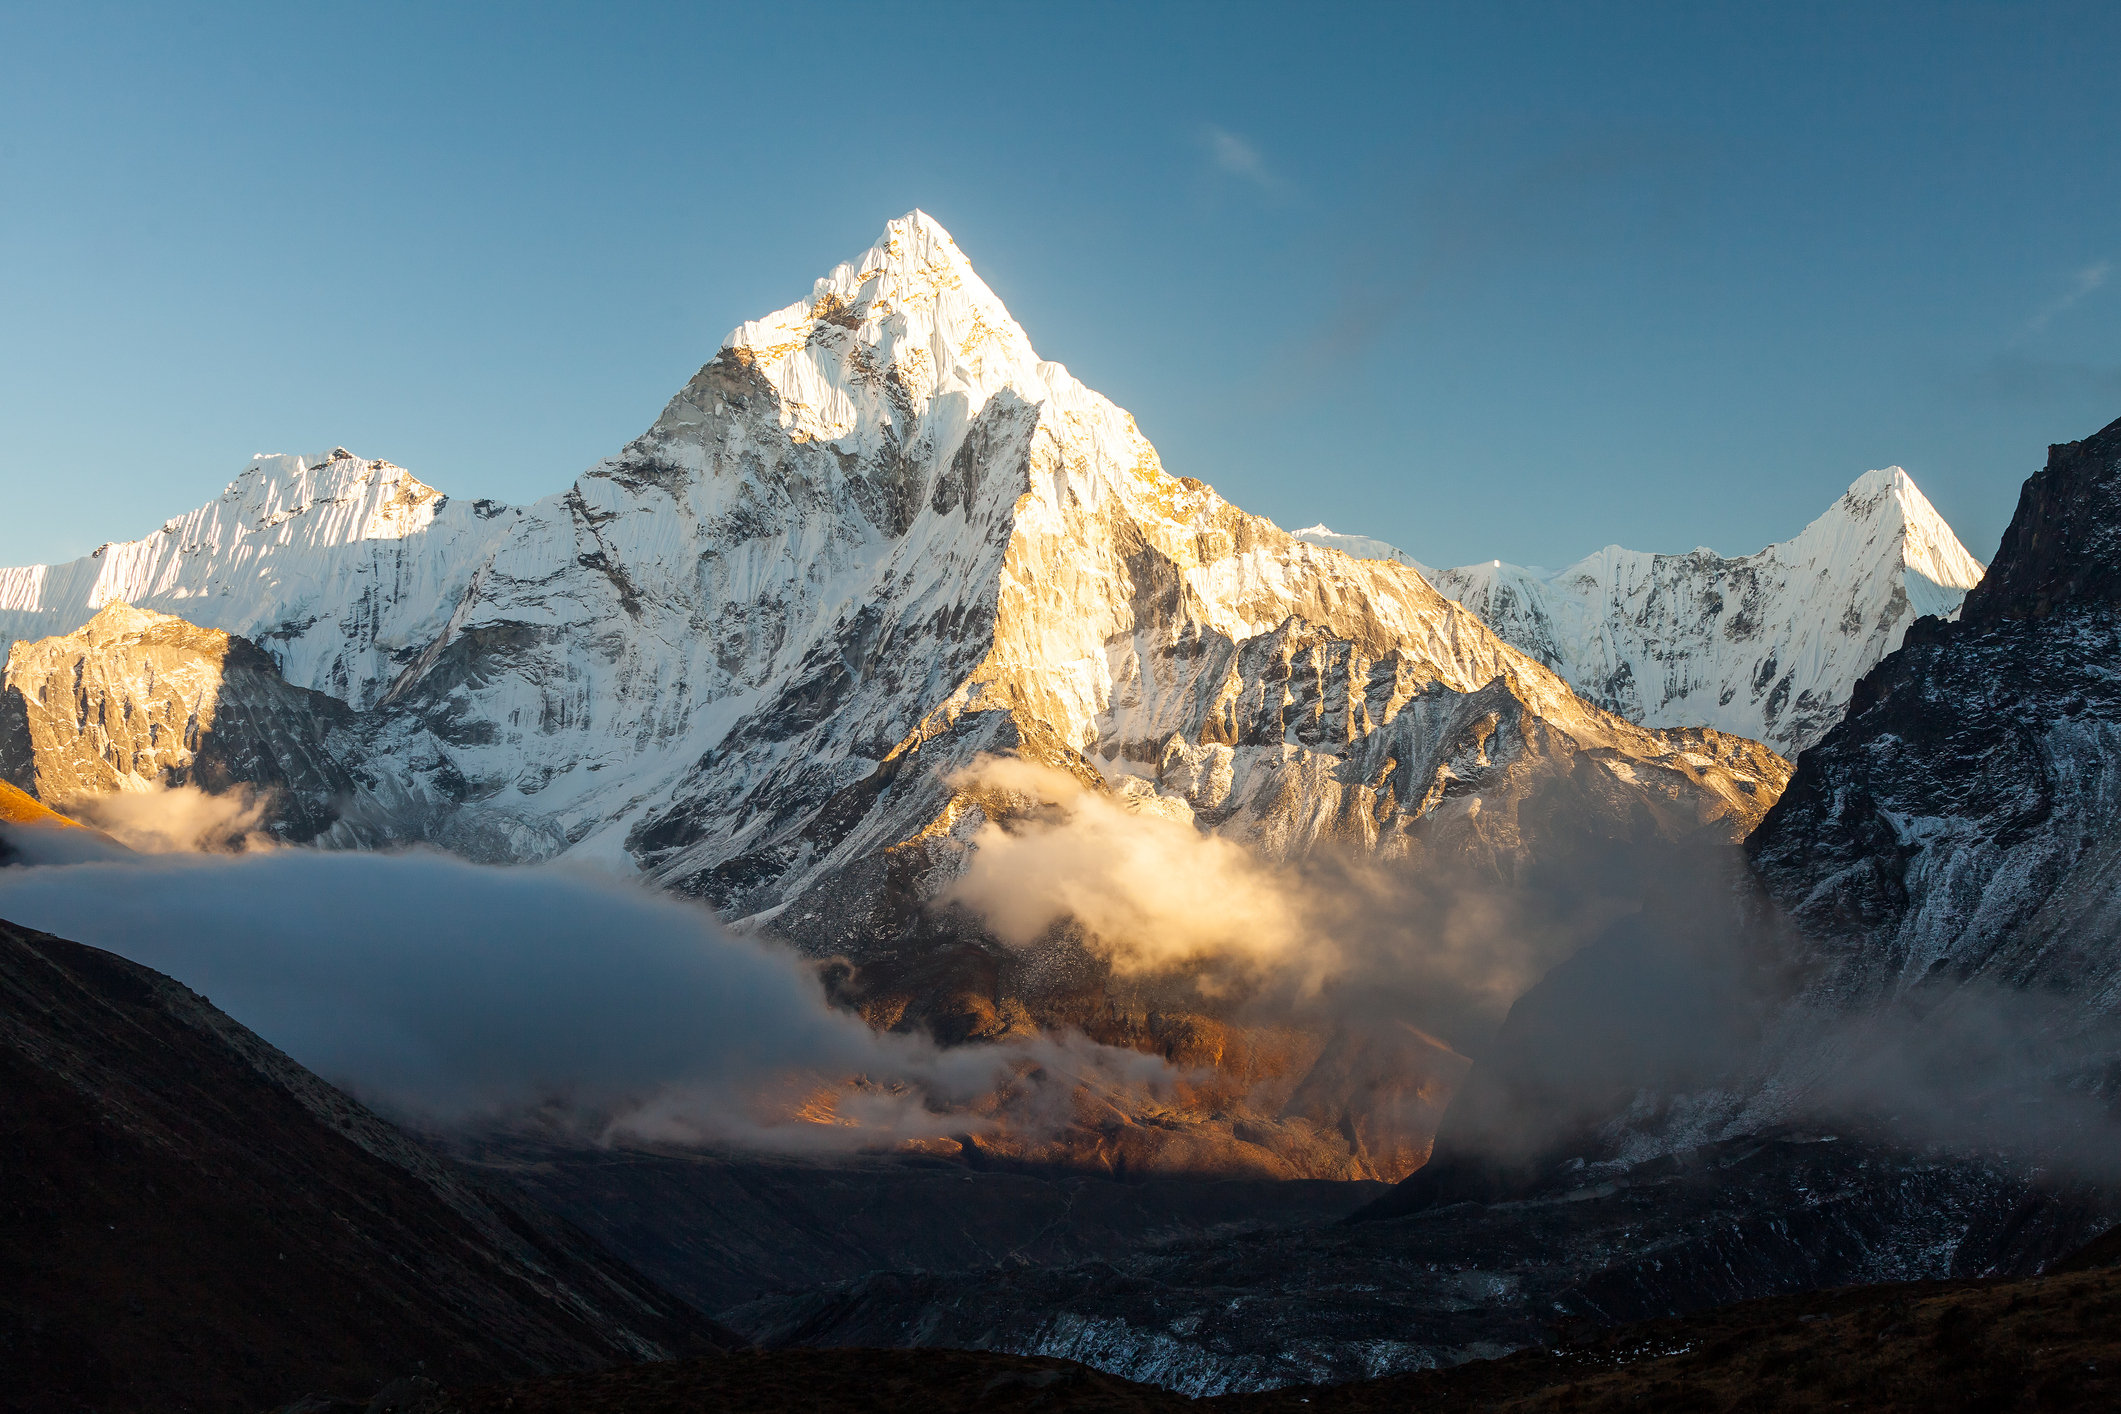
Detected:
left=1298, top=469, right=1985, bottom=756
left=0, top=214, right=1791, bottom=1179
left=2, top=603, right=374, bottom=842
left=0, top=917, right=728, bottom=1412
left=1747, top=414, right=2121, bottom=1042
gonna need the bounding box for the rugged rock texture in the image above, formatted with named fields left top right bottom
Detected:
left=1746, top=413, right=2121, bottom=1063
left=1, top=602, right=373, bottom=842
left=1299, top=467, right=1986, bottom=757
left=438, top=1250, right=2121, bottom=1413
left=0, top=917, right=730, bottom=1413
left=458, top=1136, right=1385, bottom=1314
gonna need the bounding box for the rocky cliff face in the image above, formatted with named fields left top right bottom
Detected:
left=1, top=603, right=376, bottom=843
left=1300, top=468, right=1986, bottom=757
left=1748, top=414, right=2121, bottom=1035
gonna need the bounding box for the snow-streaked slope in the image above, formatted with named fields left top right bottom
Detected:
left=1296, top=470, right=1986, bottom=755
left=0, top=449, right=519, bottom=709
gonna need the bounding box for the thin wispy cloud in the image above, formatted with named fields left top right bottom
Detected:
left=1201, top=124, right=1292, bottom=197
left=1956, top=354, right=2121, bottom=406
left=2027, top=260, right=2110, bottom=331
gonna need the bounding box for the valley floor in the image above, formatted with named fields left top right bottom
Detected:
left=429, top=1255, right=2121, bottom=1413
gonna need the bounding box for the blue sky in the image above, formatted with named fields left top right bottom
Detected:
left=2, top=1, right=2116, bottom=571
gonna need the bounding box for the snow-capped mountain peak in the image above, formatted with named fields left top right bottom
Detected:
left=726, top=209, right=1041, bottom=445
left=1296, top=466, right=1986, bottom=755
left=1287, top=525, right=1431, bottom=572
left=0, top=448, right=517, bottom=708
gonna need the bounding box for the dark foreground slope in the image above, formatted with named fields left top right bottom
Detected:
left=0, top=918, right=729, bottom=1414
left=413, top=1235, right=2121, bottom=1413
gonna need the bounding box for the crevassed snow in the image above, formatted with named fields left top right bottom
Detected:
left=1295, top=469, right=1986, bottom=755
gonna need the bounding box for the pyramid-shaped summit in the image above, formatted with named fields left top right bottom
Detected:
left=0, top=215, right=1791, bottom=1177
left=2, top=210, right=1787, bottom=904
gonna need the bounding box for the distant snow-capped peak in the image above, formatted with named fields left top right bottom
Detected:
left=1294, top=467, right=1986, bottom=755
left=1288, top=525, right=1431, bottom=573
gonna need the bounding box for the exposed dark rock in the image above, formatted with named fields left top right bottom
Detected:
left=1749, top=413, right=2121, bottom=1021
left=456, top=1135, right=1386, bottom=1315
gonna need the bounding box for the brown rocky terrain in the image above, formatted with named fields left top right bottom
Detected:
left=0, top=602, right=366, bottom=843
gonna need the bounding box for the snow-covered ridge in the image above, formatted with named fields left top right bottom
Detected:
left=1288, top=525, right=1431, bottom=573
left=0, top=448, right=519, bottom=709
left=1296, top=468, right=1986, bottom=755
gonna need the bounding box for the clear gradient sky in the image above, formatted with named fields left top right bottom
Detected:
left=2, top=2, right=2117, bottom=572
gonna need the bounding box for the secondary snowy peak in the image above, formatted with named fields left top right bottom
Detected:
left=1820, top=467, right=1986, bottom=618
left=1301, top=469, right=1985, bottom=755
left=1750, top=418, right=2121, bottom=1012
left=0, top=448, right=519, bottom=709
left=1289, top=526, right=1431, bottom=572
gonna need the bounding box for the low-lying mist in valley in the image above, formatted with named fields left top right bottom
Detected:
left=62, top=782, right=281, bottom=854
left=0, top=841, right=1177, bottom=1153
left=6, top=764, right=2114, bottom=1190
